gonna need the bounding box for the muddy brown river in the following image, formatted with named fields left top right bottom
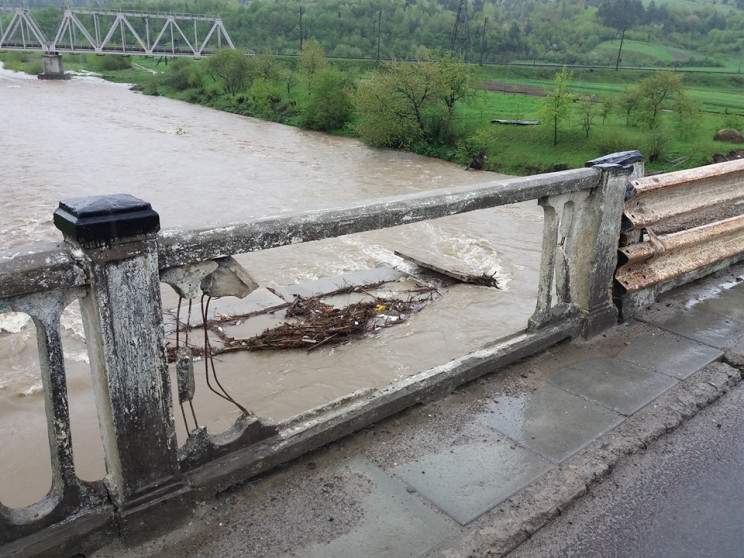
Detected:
left=0, top=65, right=543, bottom=507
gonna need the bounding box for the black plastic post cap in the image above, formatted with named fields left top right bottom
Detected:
left=53, top=194, right=160, bottom=244
left=585, top=150, right=643, bottom=168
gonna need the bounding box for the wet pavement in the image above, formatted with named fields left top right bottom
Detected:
left=506, top=361, right=744, bottom=558
left=92, top=264, right=744, bottom=558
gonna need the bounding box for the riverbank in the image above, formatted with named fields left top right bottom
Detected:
left=3, top=51, right=741, bottom=175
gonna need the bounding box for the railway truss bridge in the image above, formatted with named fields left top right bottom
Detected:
left=0, top=6, right=234, bottom=57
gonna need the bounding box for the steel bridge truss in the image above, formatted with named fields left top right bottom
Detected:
left=0, top=8, right=234, bottom=57
left=0, top=8, right=48, bottom=51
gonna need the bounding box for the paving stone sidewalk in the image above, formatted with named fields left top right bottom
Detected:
left=93, top=267, right=744, bottom=558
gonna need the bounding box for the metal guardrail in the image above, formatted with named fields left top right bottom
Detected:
left=0, top=153, right=638, bottom=556
left=616, top=158, right=744, bottom=316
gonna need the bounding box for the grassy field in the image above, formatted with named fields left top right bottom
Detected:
left=474, top=64, right=744, bottom=113
left=591, top=40, right=697, bottom=66
left=650, top=0, right=738, bottom=14
left=470, top=64, right=744, bottom=173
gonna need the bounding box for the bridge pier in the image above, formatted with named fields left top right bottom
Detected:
left=38, top=53, right=69, bottom=80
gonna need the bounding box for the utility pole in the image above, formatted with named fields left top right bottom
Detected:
left=376, top=10, right=381, bottom=62
left=450, top=0, right=471, bottom=62
left=480, top=17, right=488, bottom=66
left=299, top=6, right=303, bottom=52
left=615, top=28, right=625, bottom=70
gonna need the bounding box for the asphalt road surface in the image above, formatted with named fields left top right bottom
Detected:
left=506, top=380, right=744, bottom=558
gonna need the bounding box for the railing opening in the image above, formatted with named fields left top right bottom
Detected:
left=0, top=311, right=52, bottom=508
left=62, top=300, right=106, bottom=483
left=160, top=204, right=545, bottom=445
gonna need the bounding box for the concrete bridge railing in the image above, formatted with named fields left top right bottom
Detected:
left=1, top=151, right=650, bottom=556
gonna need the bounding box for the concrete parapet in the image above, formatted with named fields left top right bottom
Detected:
left=14, top=151, right=744, bottom=555
left=1, top=160, right=633, bottom=555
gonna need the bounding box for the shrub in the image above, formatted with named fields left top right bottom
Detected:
left=93, top=55, right=132, bottom=72
left=643, top=128, right=672, bottom=163
left=297, top=67, right=352, bottom=131
left=456, top=128, right=493, bottom=169
left=592, top=128, right=640, bottom=155
left=248, top=78, right=284, bottom=120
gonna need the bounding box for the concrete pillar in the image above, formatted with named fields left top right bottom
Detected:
left=53, top=194, right=188, bottom=536
left=38, top=53, right=69, bottom=80
left=579, top=151, right=643, bottom=336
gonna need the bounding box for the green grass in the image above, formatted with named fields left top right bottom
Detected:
left=649, top=0, right=738, bottom=14
left=458, top=64, right=744, bottom=175
left=591, top=40, right=697, bottom=66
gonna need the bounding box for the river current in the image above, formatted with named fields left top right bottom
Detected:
left=0, top=65, right=543, bottom=507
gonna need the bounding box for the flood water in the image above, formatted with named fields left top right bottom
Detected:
left=0, top=65, right=543, bottom=507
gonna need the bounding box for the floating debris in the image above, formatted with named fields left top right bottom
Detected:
left=220, top=293, right=432, bottom=352
left=165, top=284, right=438, bottom=359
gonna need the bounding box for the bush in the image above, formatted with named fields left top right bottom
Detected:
left=297, top=67, right=352, bottom=131
left=0, top=51, right=37, bottom=72
left=456, top=128, right=493, bottom=169
left=592, top=128, right=641, bottom=155
left=721, top=111, right=743, bottom=132
left=93, top=55, right=132, bottom=72
left=162, top=58, right=202, bottom=92
left=248, top=78, right=284, bottom=120
left=136, top=75, right=161, bottom=96
left=643, top=128, right=672, bottom=163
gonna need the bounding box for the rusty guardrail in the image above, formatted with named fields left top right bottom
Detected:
left=615, top=158, right=744, bottom=316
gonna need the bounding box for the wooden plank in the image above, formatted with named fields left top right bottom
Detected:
left=394, top=251, right=500, bottom=288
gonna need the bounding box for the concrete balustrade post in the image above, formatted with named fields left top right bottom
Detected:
left=530, top=151, right=642, bottom=336
left=53, top=194, right=188, bottom=536
left=578, top=151, right=643, bottom=337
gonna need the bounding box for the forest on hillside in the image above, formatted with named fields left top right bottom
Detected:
left=12, top=0, right=744, bottom=68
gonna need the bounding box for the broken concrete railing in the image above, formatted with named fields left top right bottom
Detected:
left=0, top=152, right=642, bottom=556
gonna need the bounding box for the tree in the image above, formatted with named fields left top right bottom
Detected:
left=599, top=93, right=614, bottom=125
left=540, top=66, right=574, bottom=146
left=354, top=58, right=456, bottom=148
left=675, top=95, right=702, bottom=140
left=637, top=71, right=684, bottom=129
left=253, top=49, right=286, bottom=82
left=577, top=95, right=600, bottom=138
left=597, top=0, right=645, bottom=70
left=433, top=52, right=469, bottom=117
left=299, top=40, right=328, bottom=80
left=206, top=48, right=253, bottom=95
left=617, top=86, right=642, bottom=127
